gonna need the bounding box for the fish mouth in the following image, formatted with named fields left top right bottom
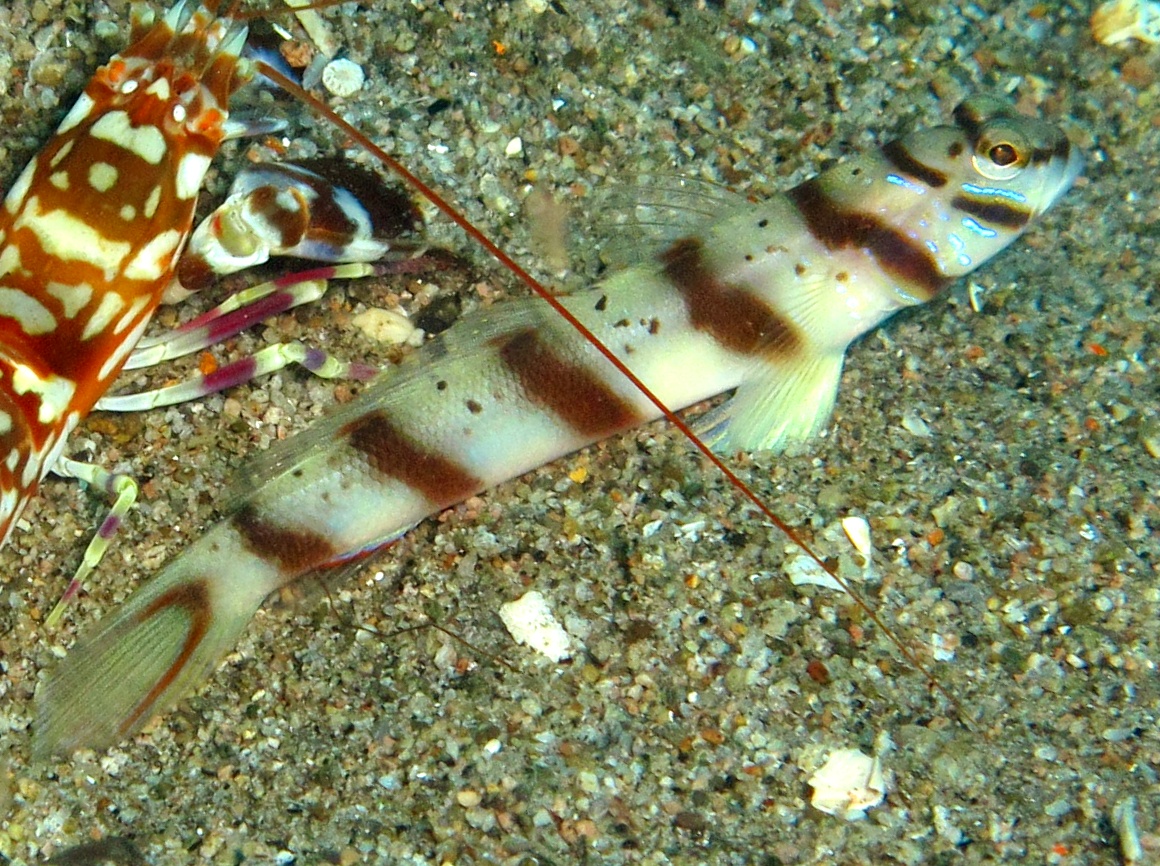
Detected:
left=1042, top=142, right=1085, bottom=214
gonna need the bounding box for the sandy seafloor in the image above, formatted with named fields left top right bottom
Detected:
left=0, top=0, right=1156, bottom=863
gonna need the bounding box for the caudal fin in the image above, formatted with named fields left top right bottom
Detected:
left=35, top=550, right=274, bottom=757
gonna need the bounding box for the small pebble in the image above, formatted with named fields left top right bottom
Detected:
left=901, top=410, right=932, bottom=437
left=1113, top=798, right=1145, bottom=865
left=1140, top=424, right=1160, bottom=458
left=456, top=789, right=482, bottom=808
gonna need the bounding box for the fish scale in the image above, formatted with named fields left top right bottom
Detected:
left=36, top=94, right=1081, bottom=755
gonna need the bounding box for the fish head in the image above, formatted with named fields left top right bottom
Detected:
left=893, top=95, right=1083, bottom=279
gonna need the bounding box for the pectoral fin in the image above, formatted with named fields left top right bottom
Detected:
left=697, top=351, right=845, bottom=455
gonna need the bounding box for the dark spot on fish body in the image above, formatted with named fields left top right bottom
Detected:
left=466, top=399, right=483, bottom=414
left=947, top=140, right=964, bottom=158
left=595, top=294, right=608, bottom=311
left=952, top=101, right=986, bottom=140
left=436, top=380, right=448, bottom=391
left=659, top=236, right=803, bottom=360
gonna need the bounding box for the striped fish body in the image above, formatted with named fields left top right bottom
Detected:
left=0, top=2, right=248, bottom=545
left=36, top=96, right=1081, bottom=755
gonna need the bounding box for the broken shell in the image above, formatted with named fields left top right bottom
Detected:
left=807, top=748, right=887, bottom=821
left=785, top=554, right=845, bottom=592
left=1091, top=0, right=1160, bottom=45
left=841, top=516, right=873, bottom=558
left=499, top=591, right=572, bottom=662
left=352, top=307, right=421, bottom=347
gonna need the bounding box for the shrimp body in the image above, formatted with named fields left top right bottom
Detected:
left=36, top=97, right=1082, bottom=755
left=0, top=2, right=248, bottom=547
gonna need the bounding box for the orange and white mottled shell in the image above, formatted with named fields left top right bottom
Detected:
left=0, top=1, right=249, bottom=543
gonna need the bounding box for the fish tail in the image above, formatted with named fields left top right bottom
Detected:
left=35, top=532, right=280, bottom=756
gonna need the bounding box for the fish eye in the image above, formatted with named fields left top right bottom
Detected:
left=972, top=122, right=1029, bottom=181
left=988, top=142, right=1019, bottom=166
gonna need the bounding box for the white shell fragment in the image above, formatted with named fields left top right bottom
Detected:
left=900, top=410, right=932, bottom=438
left=499, top=591, right=572, bottom=662
left=1091, top=0, right=1160, bottom=44
left=785, top=554, right=845, bottom=592
left=322, top=58, right=366, bottom=97
left=1113, top=797, right=1145, bottom=865
left=351, top=307, right=422, bottom=347
left=282, top=0, right=339, bottom=57
left=808, top=748, right=887, bottom=821
left=841, top=516, right=872, bottom=558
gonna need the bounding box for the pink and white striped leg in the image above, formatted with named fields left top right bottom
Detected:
left=45, top=457, right=137, bottom=627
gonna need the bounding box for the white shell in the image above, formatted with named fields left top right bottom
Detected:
left=841, top=516, right=873, bottom=558
left=322, top=58, right=366, bottom=98
left=808, top=748, right=887, bottom=821
left=499, top=591, right=572, bottom=662
left=785, top=554, right=845, bottom=592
